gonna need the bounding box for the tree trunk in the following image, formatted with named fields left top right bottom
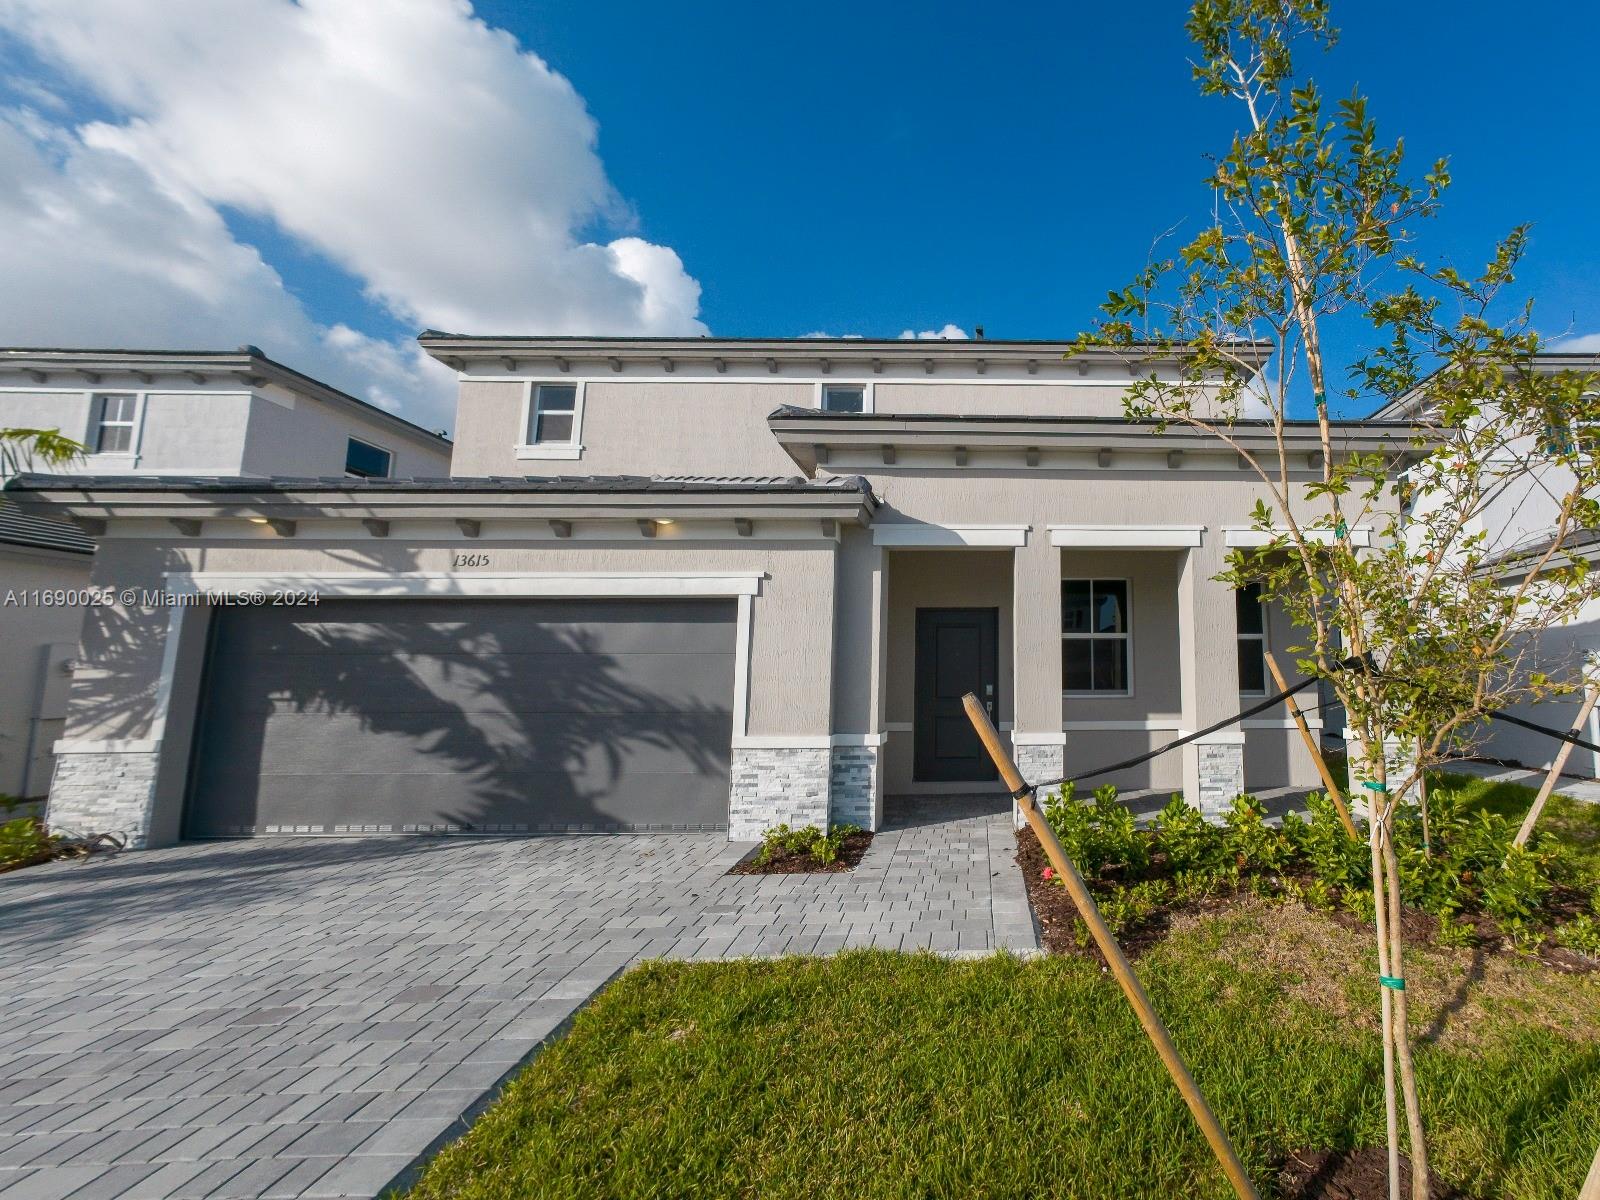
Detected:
left=1381, top=818, right=1430, bottom=1196
left=1368, top=796, right=1402, bottom=1200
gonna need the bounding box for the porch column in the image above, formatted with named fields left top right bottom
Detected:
left=1011, top=533, right=1064, bottom=819
left=1177, top=538, right=1243, bottom=815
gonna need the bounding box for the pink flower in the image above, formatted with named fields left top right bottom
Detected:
left=1042, top=867, right=1056, bottom=881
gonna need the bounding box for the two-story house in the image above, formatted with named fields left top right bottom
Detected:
left=1371, top=350, right=1600, bottom=778
left=7, top=336, right=1415, bottom=847
left=0, top=347, right=452, bottom=802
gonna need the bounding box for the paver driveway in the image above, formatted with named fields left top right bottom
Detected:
left=0, top=797, right=1034, bottom=1199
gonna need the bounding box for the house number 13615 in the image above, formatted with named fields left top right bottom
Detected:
left=452, top=553, right=491, bottom=567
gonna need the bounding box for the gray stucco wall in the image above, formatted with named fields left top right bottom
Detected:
left=238, top=386, right=450, bottom=479
left=0, top=383, right=448, bottom=479
left=0, top=547, right=93, bottom=798
left=450, top=379, right=811, bottom=478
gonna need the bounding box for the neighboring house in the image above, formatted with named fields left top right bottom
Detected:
left=7, top=336, right=1417, bottom=848
left=1370, top=351, right=1600, bottom=778
left=0, top=347, right=453, bottom=801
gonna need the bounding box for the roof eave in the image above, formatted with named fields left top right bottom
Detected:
left=5, top=483, right=876, bottom=526
left=418, top=333, right=1275, bottom=373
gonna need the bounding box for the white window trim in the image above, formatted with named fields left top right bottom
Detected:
left=344, top=435, right=393, bottom=480
left=872, top=523, right=1030, bottom=547
left=516, top=380, right=586, bottom=460
left=1049, top=524, right=1205, bottom=548
left=1237, top=584, right=1267, bottom=696
left=1062, top=577, right=1133, bottom=698
left=814, top=380, right=874, bottom=414
left=87, top=390, right=147, bottom=463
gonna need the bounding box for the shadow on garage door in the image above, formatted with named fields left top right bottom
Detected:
left=183, top=597, right=736, bottom=837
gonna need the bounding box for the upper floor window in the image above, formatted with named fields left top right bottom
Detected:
left=821, top=384, right=866, bottom=414
left=1062, top=579, right=1129, bottom=693
left=92, top=393, right=137, bottom=454
left=1236, top=583, right=1266, bottom=694
left=345, top=437, right=392, bottom=479
left=530, top=383, right=579, bottom=443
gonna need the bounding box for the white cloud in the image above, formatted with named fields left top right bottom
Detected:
left=0, top=0, right=706, bottom=430
left=1549, top=333, right=1600, bottom=354
left=898, top=325, right=969, bottom=340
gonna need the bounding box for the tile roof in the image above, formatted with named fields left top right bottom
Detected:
left=3, top=473, right=873, bottom=497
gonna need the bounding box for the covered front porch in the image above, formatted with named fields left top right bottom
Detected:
left=871, top=528, right=1319, bottom=816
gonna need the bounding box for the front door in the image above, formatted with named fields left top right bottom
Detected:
left=914, top=607, right=999, bottom=782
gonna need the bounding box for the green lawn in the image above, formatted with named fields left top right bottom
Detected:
left=404, top=901, right=1600, bottom=1200
left=1431, top=771, right=1600, bottom=879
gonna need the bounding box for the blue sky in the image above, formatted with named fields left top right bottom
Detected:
left=485, top=0, right=1598, bottom=344
left=0, top=0, right=1592, bottom=427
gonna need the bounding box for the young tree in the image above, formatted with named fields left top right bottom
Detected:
left=1075, top=2, right=1600, bottom=1194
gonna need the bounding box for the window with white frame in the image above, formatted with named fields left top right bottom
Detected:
left=344, top=437, right=392, bottom=479
left=91, top=393, right=137, bottom=454
left=1237, top=583, right=1266, bottom=694
left=820, top=384, right=865, bottom=413
left=1062, top=579, right=1130, bottom=693
left=527, top=382, right=579, bottom=444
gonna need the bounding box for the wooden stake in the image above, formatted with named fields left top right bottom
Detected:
left=1417, top=740, right=1432, bottom=858
left=1264, top=652, right=1360, bottom=840
left=1578, top=1140, right=1600, bottom=1200
left=961, top=693, right=1260, bottom=1200
left=1513, top=685, right=1600, bottom=850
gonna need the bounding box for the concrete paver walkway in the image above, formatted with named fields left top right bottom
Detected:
left=0, top=797, right=1032, bottom=1199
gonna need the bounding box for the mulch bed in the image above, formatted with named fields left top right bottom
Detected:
left=727, top=831, right=873, bottom=875
left=1015, top=825, right=1598, bottom=972
left=1277, top=1149, right=1479, bottom=1200
left=1015, top=824, right=1228, bottom=960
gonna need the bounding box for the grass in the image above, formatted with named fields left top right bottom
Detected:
left=404, top=901, right=1600, bottom=1200
left=1431, top=771, right=1600, bottom=880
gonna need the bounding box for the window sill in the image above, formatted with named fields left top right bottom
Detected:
left=515, top=444, right=584, bottom=461
left=1063, top=690, right=1133, bottom=699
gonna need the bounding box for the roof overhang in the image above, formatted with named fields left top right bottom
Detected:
left=766, top=409, right=1427, bottom=474
left=1370, top=351, right=1600, bottom=420
left=2, top=475, right=877, bottom=527
left=418, top=332, right=1274, bottom=377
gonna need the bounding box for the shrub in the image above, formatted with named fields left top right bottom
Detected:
left=1152, top=795, right=1229, bottom=878
left=1552, top=911, right=1600, bottom=958
left=754, top=823, right=861, bottom=867
left=1282, top=793, right=1369, bottom=894
left=1041, top=783, right=1147, bottom=877
left=0, top=818, right=58, bottom=872
left=1028, top=777, right=1588, bottom=948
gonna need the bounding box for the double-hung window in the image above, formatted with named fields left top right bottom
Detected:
left=529, top=383, right=579, bottom=445
left=1236, top=583, right=1267, bottom=695
left=1062, top=579, right=1130, bottom=693
left=344, top=437, right=392, bottom=479
left=92, top=393, right=137, bottom=454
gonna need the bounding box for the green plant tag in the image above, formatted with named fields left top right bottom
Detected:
left=1334, top=520, right=1348, bottom=538
left=1314, top=391, right=1327, bottom=409
left=1361, top=781, right=1388, bottom=792
left=1378, top=975, right=1405, bottom=990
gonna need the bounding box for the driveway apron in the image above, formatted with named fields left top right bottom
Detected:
left=0, top=797, right=1033, bottom=1199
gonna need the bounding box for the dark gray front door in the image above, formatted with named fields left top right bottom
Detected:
left=913, top=607, right=999, bottom=783
left=184, top=598, right=736, bottom=837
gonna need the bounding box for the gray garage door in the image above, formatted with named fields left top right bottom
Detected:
left=184, top=598, right=736, bottom=837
